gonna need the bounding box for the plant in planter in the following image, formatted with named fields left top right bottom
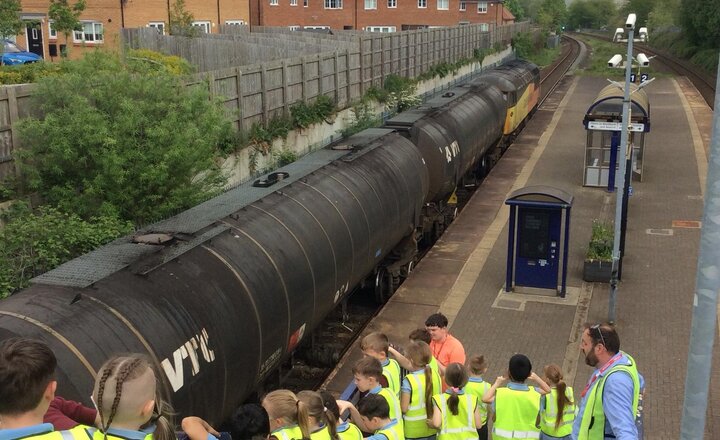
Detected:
left=583, top=220, right=614, bottom=282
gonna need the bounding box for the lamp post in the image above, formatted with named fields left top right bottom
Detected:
left=606, top=14, right=651, bottom=322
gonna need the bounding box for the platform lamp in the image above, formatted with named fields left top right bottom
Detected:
left=605, top=14, right=653, bottom=323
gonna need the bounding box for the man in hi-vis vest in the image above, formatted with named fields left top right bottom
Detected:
left=572, top=323, right=644, bottom=440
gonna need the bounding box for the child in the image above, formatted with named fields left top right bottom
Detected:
left=388, top=329, right=442, bottom=391
left=400, top=341, right=438, bottom=440
left=220, top=403, right=270, bottom=440
left=318, top=391, right=363, bottom=440
left=362, top=332, right=401, bottom=397
left=356, top=395, right=404, bottom=440
left=538, top=364, right=576, bottom=440
left=297, top=390, right=339, bottom=440
left=482, top=354, right=551, bottom=440
left=262, top=389, right=312, bottom=440
left=336, top=357, right=402, bottom=433
left=463, top=356, right=490, bottom=440
left=430, top=363, right=482, bottom=440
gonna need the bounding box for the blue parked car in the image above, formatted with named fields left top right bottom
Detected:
left=1, top=40, right=43, bottom=65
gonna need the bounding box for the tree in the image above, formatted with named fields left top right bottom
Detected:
left=0, top=0, right=23, bottom=41
left=48, top=0, right=86, bottom=57
left=17, top=52, right=234, bottom=226
left=568, top=0, right=617, bottom=30
left=681, top=0, right=720, bottom=49
left=504, top=0, right=525, bottom=21
left=538, top=0, right=567, bottom=34
left=647, top=0, right=680, bottom=32
left=169, top=0, right=199, bottom=37
left=620, top=0, right=655, bottom=29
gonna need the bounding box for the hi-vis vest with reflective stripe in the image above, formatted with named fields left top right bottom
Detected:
left=403, top=371, right=439, bottom=439
left=429, top=357, right=443, bottom=397
left=577, top=353, right=640, bottom=440
left=89, top=428, right=152, bottom=440
left=272, top=424, right=305, bottom=440
left=376, top=420, right=404, bottom=440
left=337, top=422, right=363, bottom=440
left=14, top=425, right=95, bottom=440
left=432, top=392, right=478, bottom=440
left=464, top=379, right=491, bottom=426
left=384, top=359, right=402, bottom=397
left=540, top=387, right=576, bottom=437
left=378, top=387, right=404, bottom=431
left=493, top=387, right=541, bottom=440
left=310, top=425, right=332, bottom=440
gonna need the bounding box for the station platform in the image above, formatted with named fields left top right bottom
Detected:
left=322, top=73, right=718, bottom=438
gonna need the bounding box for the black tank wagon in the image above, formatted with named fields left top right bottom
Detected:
left=0, top=59, right=540, bottom=425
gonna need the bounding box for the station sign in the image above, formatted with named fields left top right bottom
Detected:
left=630, top=73, right=650, bottom=83
left=587, top=121, right=645, bottom=132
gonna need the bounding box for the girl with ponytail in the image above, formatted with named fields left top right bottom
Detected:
left=429, top=363, right=482, bottom=440
left=297, top=391, right=339, bottom=440
left=539, top=364, right=576, bottom=440
left=400, top=341, right=438, bottom=440
left=317, top=391, right=362, bottom=440
left=262, top=390, right=312, bottom=440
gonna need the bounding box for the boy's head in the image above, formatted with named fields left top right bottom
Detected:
left=361, top=332, right=389, bottom=361
left=468, top=355, right=488, bottom=376
left=357, top=394, right=390, bottom=431
left=424, top=313, right=449, bottom=342
left=93, top=355, right=157, bottom=428
left=508, top=354, right=532, bottom=382
left=408, top=328, right=431, bottom=344
left=0, top=337, right=57, bottom=417
left=352, top=356, right=383, bottom=392
left=222, top=403, right=270, bottom=440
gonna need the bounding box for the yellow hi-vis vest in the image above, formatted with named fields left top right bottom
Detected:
left=403, top=370, right=439, bottom=439
left=432, top=392, right=479, bottom=440
left=337, top=421, right=363, bottom=440
left=464, top=378, right=491, bottom=426
left=271, top=424, right=305, bottom=440
left=8, top=425, right=94, bottom=440
left=383, top=358, right=402, bottom=397
left=540, top=387, right=576, bottom=437
left=310, top=424, right=332, bottom=440
left=492, top=387, right=541, bottom=440
left=429, top=357, right=443, bottom=397
left=89, top=428, right=153, bottom=440
left=376, top=420, right=404, bottom=440
left=577, top=353, right=640, bottom=440
left=378, top=387, right=404, bottom=432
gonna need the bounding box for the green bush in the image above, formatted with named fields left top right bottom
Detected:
left=126, top=48, right=193, bottom=75
left=587, top=220, right=614, bottom=261
left=511, top=32, right=533, bottom=59
left=0, top=203, right=133, bottom=298
left=341, top=99, right=381, bottom=137
left=0, top=62, right=63, bottom=85
left=290, top=94, right=335, bottom=129
left=274, top=149, right=298, bottom=166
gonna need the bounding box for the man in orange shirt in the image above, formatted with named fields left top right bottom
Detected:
left=425, top=313, right=466, bottom=370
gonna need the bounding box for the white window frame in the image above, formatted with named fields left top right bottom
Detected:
left=290, top=0, right=298, bottom=5
left=304, top=25, right=330, bottom=29
left=366, top=26, right=396, bottom=33
left=365, top=0, right=377, bottom=9
left=477, top=1, right=488, bottom=13
left=437, top=0, right=448, bottom=10
left=191, top=21, right=211, bottom=33
left=324, top=0, right=343, bottom=8
left=418, top=0, right=427, bottom=8
left=148, top=21, right=165, bottom=35
left=388, top=0, right=397, bottom=7
left=48, top=20, right=57, bottom=39
left=73, top=21, right=103, bottom=43
left=225, top=20, right=246, bottom=26
left=270, top=0, right=279, bottom=5
left=304, top=0, right=308, bottom=6
left=289, top=25, right=301, bottom=31
left=459, top=1, right=466, bottom=11
left=480, top=23, right=489, bottom=31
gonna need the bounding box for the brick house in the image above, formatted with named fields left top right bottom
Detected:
left=12, top=0, right=250, bottom=60
left=251, top=0, right=514, bottom=32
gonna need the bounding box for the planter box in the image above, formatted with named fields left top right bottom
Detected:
left=583, top=259, right=613, bottom=283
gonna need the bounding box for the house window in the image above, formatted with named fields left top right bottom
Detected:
left=437, top=0, right=448, bottom=9
left=478, top=1, right=488, bottom=13
left=148, top=21, right=165, bottom=34
left=304, top=0, right=308, bottom=6
left=480, top=23, right=489, bottom=31
left=225, top=20, right=246, bottom=26
left=459, top=1, right=465, bottom=11
left=388, top=0, right=396, bottom=7
left=48, top=20, right=57, bottom=39
left=304, top=25, right=330, bottom=30
left=270, top=0, right=279, bottom=5
left=324, top=0, right=342, bottom=8
left=291, top=0, right=298, bottom=5
left=366, top=26, right=396, bottom=32
left=73, top=21, right=103, bottom=43
left=191, top=21, right=211, bottom=33
left=289, top=25, right=301, bottom=30
left=365, top=0, right=376, bottom=9
left=418, top=0, right=427, bottom=8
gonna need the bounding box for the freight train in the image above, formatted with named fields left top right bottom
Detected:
left=0, top=59, right=540, bottom=425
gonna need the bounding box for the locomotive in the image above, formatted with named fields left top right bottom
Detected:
left=0, top=59, right=540, bottom=425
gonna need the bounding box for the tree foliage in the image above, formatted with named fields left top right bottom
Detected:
left=48, top=0, right=86, bottom=56
left=620, top=0, right=655, bottom=30
left=567, top=0, right=617, bottom=30
left=647, top=0, right=680, bottom=32
left=504, top=0, right=525, bottom=21
left=681, top=0, right=720, bottom=49
left=0, top=203, right=133, bottom=298
left=17, top=52, right=233, bottom=226
left=538, top=0, right=567, bottom=34
left=0, top=0, right=23, bottom=40
left=169, top=0, right=199, bottom=37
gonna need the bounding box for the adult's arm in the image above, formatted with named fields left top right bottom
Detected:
left=602, top=372, right=639, bottom=440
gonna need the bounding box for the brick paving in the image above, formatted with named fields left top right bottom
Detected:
left=324, top=74, right=717, bottom=437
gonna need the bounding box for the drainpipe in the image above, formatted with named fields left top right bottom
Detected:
left=167, top=0, right=171, bottom=31
left=120, top=0, right=125, bottom=28
left=217, top=0, right=221, bottom=32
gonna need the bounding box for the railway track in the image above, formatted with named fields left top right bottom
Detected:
left=572, top=31, right=716, bottom=110
left=271, top=40, right=588, bottom=397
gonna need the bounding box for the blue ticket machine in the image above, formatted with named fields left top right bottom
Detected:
left=505, top=186, right=573, bottom=297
